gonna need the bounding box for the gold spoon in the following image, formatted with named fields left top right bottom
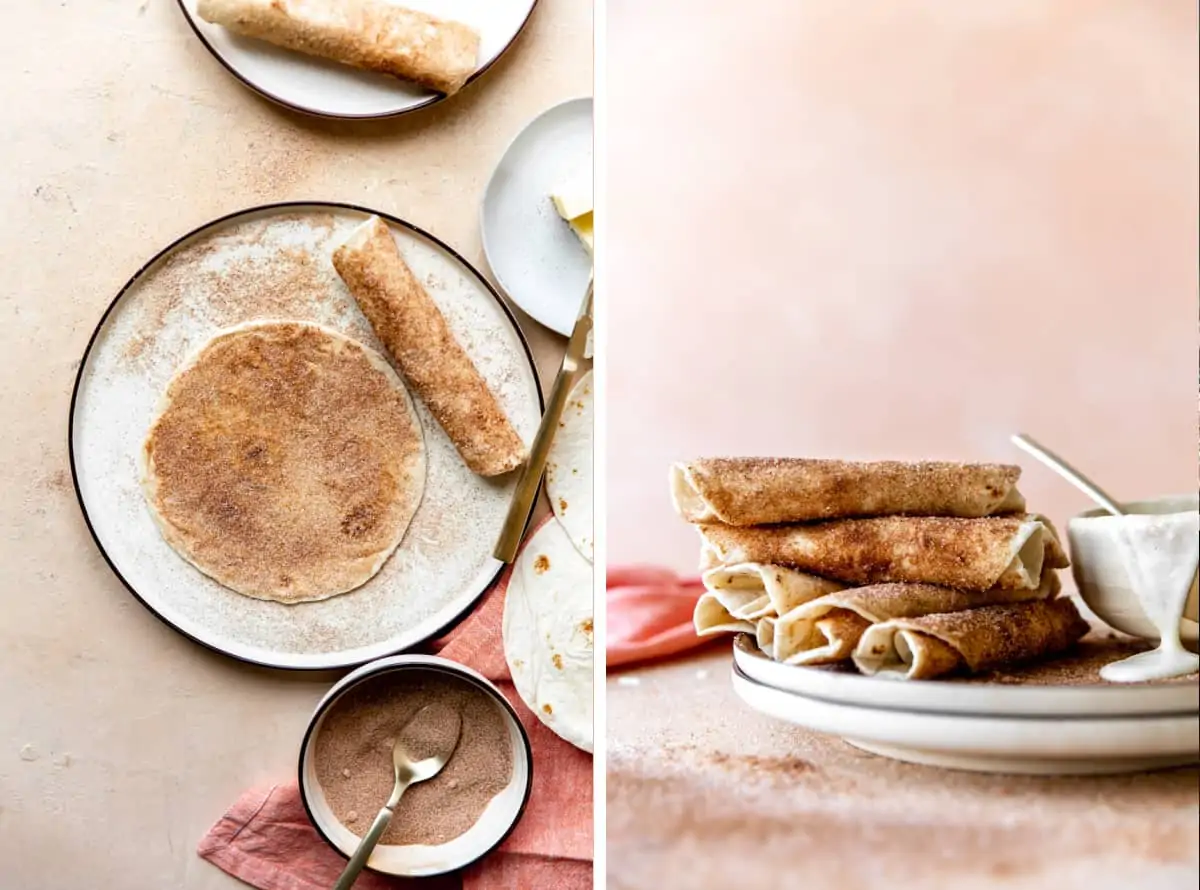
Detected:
left=333, top=702, right=463, bottom=890
left=494, top=277, right=593, bottom=562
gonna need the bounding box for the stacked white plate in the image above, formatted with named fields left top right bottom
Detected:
left=730, top=635, right=1200, bottom=775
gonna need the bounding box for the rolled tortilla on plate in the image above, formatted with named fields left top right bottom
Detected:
left=699, top=514, right=1068, bottom=592
left=773, top=570, right=1061, bottom=666
left=755, top=615, right=777, bottom=658
left=693, top=592, right=755, bottom=637
left=670, top=458, right=1025, bottom=526
left=700, top=563, right=843, bottom=621
left=197, top=0, right=481, bottom=95
left=332, top=216, right=526, bottom=477
left=853, top=596, right=1089, bottom=680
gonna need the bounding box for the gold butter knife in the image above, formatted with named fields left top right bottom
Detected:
left=494, top=278, right=594, bottom=563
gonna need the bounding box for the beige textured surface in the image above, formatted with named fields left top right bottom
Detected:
left=0, top=1, right=588, bottom=886
left=607, top=650, right=1200, bottom=890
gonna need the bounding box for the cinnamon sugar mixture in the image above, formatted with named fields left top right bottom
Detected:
left=314, top=672, right=513, bottom=846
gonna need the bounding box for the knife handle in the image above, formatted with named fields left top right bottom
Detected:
left=493, top=349, right=582, bottom=563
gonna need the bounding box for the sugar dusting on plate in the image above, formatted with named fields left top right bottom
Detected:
left=73, top=207, right=541, bottom=667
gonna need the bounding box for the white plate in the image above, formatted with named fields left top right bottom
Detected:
left=481, top=97, right=593, bottom=335
left=70, top=203, right=542, bottom=669
left=731, top=666, right=1200, bottom=775
left=177, top=0, right=537, bottom=119
left=733, top=635, right=1199, bottom=717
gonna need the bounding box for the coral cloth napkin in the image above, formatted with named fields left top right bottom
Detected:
left=606, top=566, right=710, bottom=667
left=198, top=541, right=593, bottom=890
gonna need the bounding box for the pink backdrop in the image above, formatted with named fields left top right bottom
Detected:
left=607, top=0, right=1198, bottom=572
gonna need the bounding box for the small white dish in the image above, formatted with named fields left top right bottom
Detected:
left=731, top=665, right=1199, bottom=775
left=299, top=655, right=533, bottom=877
left=1069, top=495, right=1199, bottom=648
left=731, top=635, right=1199, bottom=718
left=176, top=0, right=537, bottom=119
left=481, top=97, right=593, bottom=335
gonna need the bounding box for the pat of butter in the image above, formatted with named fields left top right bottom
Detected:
left=569, top=211, right=594, bottom=255
left=550, top=173, right=593, bottom=223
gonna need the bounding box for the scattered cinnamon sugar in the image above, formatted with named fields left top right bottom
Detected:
left=795, top=635, right=1198, bottom=687
left=314, top=672, right=513, bottom=847
left=40, top=469, right=71, bottom=493
left=706, top=751, right=814, bottom=779
left=607, top=759, right=1200, bottom=889
left=958, top=637, right=1200, bottom=687
left=116, top=216, right=357, bottom=374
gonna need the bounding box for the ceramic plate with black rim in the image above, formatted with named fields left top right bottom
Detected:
left=176, top=0, right=538, bottom=118
left=70, top=202, right=543, bottom=669
left=481, top=96, right=594, bottom=335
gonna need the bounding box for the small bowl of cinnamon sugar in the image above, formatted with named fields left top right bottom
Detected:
left=298, top=655, right=533, bottom=878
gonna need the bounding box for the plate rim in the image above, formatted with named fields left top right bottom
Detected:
left=730, top=663, right=1200, bottom=759
left=174, top=0, right=541, bottom=120
left=732, top=634, right=1200, bottom=717
left=68, top=200, right=545, bottom=671
left=480, top=94, right=594, bottom=336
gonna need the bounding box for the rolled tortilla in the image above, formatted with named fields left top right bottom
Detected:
left=755, top=615, right=776, bottom=657
left=773, top=570, right=1062, bottom=666
left=670, top=458, right=1025, bottom=526
left=700, top=563, right=843, bottom=621
left=853, top=596, right=1090, bottom=680
left=332, top=217, right=526, bottom=477
left=693, top=592, right=755, bottom=637
left=699, top=514, right=1069, bottom=592
left=196, top=0, right=480, bottom=95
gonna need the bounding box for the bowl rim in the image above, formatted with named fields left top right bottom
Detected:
left=1069, top=493, right=1199, bottom=524
left=297, top=654, right=534, bottom=878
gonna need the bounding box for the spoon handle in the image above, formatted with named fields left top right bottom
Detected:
left=1010, top=433, right=1125, bottom=516
left=333, top=803, right=397, bottom=890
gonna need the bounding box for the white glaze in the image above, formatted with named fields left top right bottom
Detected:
left=1069, top=496, right=1200, bottom=651
left=1099, top=512, right=1200, bottom=682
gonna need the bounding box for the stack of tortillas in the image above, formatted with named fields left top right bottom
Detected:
left=674, top=458, right=1087, bottom=681
left=503, top=371, right=594, bottom=752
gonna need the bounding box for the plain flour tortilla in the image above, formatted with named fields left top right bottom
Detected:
left=503, top=518, right=594, bottom=753
left=546, top=370, right=593, bottom=562
left=140, top=321, right=426, bottom=604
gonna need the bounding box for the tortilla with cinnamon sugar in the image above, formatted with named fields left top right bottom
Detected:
left=854, top=596, right=1089, bottom=680
left=197, top=0, right=480, bottom=95
left=332, top=216, right=526, bottom=477
left=670, top=458, right=1024, bottom=526
left=772, top=570, right=1061, bottom=666
left=698, top=514, right=1069, bottom=592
